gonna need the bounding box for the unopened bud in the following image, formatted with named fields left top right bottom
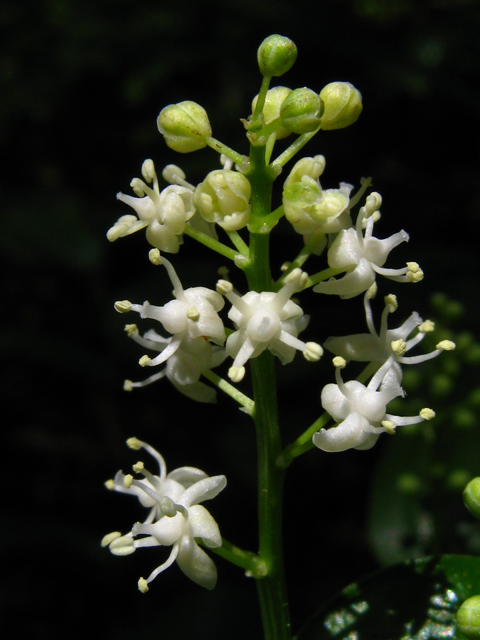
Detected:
left=157, top=101, right=212, bottom=153
left=252, top=86, right=292, bottom=139
left=280, top=88, right=322, bottom=134
left=319, top=82, right=362, bottom=130
left=257, top=35, right=297, bottom=77
left=464, top=477, right=480, bottom=520
left=457, top=595, right=480, bottom=639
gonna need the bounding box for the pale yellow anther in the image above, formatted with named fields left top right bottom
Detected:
left=366, top=282, right=377, bottom=300
left=124, top=324, right=139, bottom=336
left=381, top=420, right=396, bottom=434
left=436, top=340, right=456, bottom=351
left=124, top=474, right=134, bottom=489
left=333, top=356, right=347, bottom=369
left=149, top=248, right=162, bottom=265
left=130, top=178, right=145, bottom=197
left=384, top=294, right=398, bottom=312
left=228, top=366, right=246, bottom=383
left=216, top=279, right=233, bottom=295
left=104, top=479, right=115, bottom=491
left=419, top=319, right=435, bottom=333
left=217, top=266, right=229, bottom=276
left=127, top=437, right=142, bottom=450
left=101, top=531, right=122, bottom=547
left=303, top=342, right=323, bottom=362
left=109, top=535, right=135, bottom=556
left=138, top=578, right=149, bottom=593
left=420, top=408, right=436, bottom=420
left=406, top=263, right=424, bottom=283
left=280, top=262, right=291, bottom=272
left=284, top=268, right=308, bottom=290
left=187, top=306, right=200, bottom=321
left=124, top=380, right=134, bottom=392
left=391, top=339, right=407, bottom=356
left=114, top=300, right=132, bottom=313
left=139, top=355, right=152, bottom=367
left=132, top=461, right=144, bottom=474
left=141, top=159, right=156, bottom=183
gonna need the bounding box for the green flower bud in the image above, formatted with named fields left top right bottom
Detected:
left=252, top=86, right=292, bottom=140
left=464, top=477, right=480, bottom=520
left=280, top=88, right=322, bottom=134
left=194, top=170, right=251, bottom=231
left=257, top=35, right=297, bottom=77
left=319, top=82, right=363, bottom=130
left=157, top=101, right=212, bottom=153
left=457, top=595, right=480, bottom=639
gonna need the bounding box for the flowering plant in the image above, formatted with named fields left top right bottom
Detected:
left=102, top=35, right=480, bottom=640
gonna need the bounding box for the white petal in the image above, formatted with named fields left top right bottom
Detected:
left=313, top=413, right=371, bottom=452
left=176, top=535, right=217, bottom=590
left=189, top=505, right=222, bottom=548
left=178, top=475, right=227, bottom=508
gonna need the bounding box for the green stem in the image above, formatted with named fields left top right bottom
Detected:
left=206, top=538, right=267, bottom=577
left=226, top=230, right=250, bottom=256
left=183, top=224, right=240, bottom=261
left=251, top=353, right=291, bottom=640
left=201, top=369, right=254, bottom=414
left=305, top=266, right=348, bottom=289
left=270, top=127, right=320, bottom=170
left=278, top=412, right=332, bottom=468
left=244, top=141, right=292, bottom=640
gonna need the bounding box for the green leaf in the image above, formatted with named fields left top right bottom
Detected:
left=295, top=555, right=480, bottom=640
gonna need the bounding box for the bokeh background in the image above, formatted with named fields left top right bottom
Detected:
left=2, top=0, right=480, bottom=638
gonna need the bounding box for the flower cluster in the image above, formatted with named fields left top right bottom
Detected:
left=102, top=438, right=226, bottom=591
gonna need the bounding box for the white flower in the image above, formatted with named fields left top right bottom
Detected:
left=313, top=193, right=423, bottom=298
left=108, top=159, right=195, bottom=253
left=115, top=256, right=225, bottom=371
left=124, top=328, right=227, bottom=402
left=283, top=156, right=354, bottom=252
left=324, top=292, right=455, bottom=383
left=102, top=439, right=226, bottom=591
left=217, top=269, right=323, bottom=381
left=313, top=357, right=435, bottom=452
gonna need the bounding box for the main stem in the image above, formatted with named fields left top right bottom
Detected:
left=246, top=144, right=292, bottom=640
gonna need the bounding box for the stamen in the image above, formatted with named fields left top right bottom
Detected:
left=115, top=300, right=132, bottom=313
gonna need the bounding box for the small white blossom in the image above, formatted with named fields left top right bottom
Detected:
left=115, top=256, right=225, bottom=371
left=217, top=269, right=322, bottom=381
left=103, top=438, right=226, bottom=591
left=108, top=159, right=195, bottom=253
left=314, top=357, right=435, bottom=452
left=313, top=194, right=422, bottom=298
left=124, top=329, right=227, bottom=403
left=324, top=292, right=455, bottom=383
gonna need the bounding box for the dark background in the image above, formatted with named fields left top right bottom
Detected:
left=2, top=0, right=480, bottom=638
